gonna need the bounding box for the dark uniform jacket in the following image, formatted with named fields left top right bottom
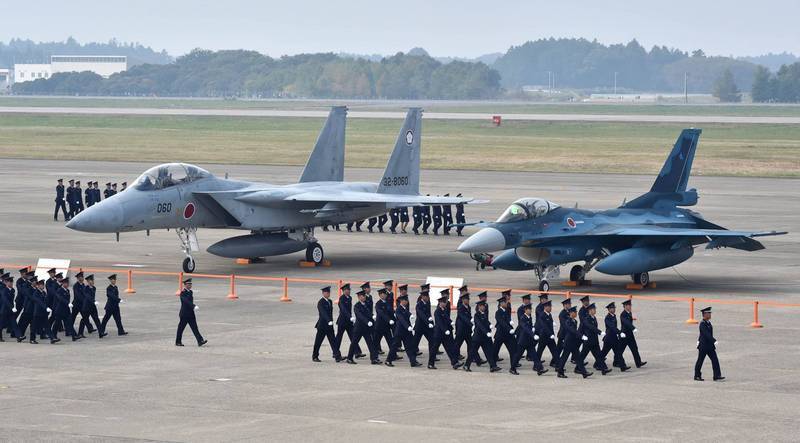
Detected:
left=85, top=187, right=94, bottom=206
left=56, top=184, right=65, bottom=201
left=23, top=282, right=36, bottom=313
left=54, top=287, right=71, bottom=317
left=73, top=282, right=85, bottom=309
left=517, top=303, right=530, bottom=323
left=83, top=285, right=98, bottom=312
left=432, top=205, right=442, bottom=217
left=353, top=301, right=372, bottom=333
left=456, top=302, right=471, bottom=334
left=394, top=305, right=413, bottom=337
left=558, top=309, right=569, bottom=339
left=472, top=311, right=492, bottom=340
left=433, top=306, right=453, bottom=339
left=31, top=288, right=49, bottom=317
left=385, top=290, right=395, bottom=316
left=494, top=307, right=514, bottom=338
left=604, top=313, right=621, bottom=343
left=179, top=289, right=196, bottom=319
left=46, top=278, right=59, bottom=307
left=562, top=317, right=581, bottom=348
left=0, top=286, right=14, bottom=313
left=579, top=305, right=590, bottom=324
left=516, top=314, right=536, bottom=346
left=579, top=315, right=602, bottom=346
left=315, top=297, right=334, bottom=329
left=16, top=277, right=30, bottom=309
left=415, top=298, right=433, bottom=330
left=375, top=299, right=391, bottom=332
left=535, top=310, right=555, bottom=338
left=698, top=320, right=716, bottom=351
left=105, top=285, right=121, bottom=311
left=336, top=294, right=354, bottom=326
left=620, top=310, right=636, bottom=335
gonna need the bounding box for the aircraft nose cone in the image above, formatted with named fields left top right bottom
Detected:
left=457, top=227, right=506, bottom=253
left=66, top=201, right=124, bottom=233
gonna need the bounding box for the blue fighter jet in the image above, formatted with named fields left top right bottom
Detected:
left=457, top=129, right=787, bottom=291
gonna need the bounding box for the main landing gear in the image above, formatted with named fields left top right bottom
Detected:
left=177, top=227, right=199, bottom=273
left=632, top=271, right=650, bottom=286
left=305, top=242, right=324, bottom=265
left=534, top=265, right=561, bottom=293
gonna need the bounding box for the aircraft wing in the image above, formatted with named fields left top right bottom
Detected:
left=284, top=191, right=480, bottom=206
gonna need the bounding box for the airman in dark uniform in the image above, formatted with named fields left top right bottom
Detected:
left=385, top=294, right=422, bottom=367
left=79, top=274, right=105, bottom=338
left=45, top=269, right=60, bottom=330
left=120, top=182, right=127, bottom=192
left=71, top=272, right=93, bottom=335
left=455, top=194, right=466, bottom=236
left=421, top=202, right=432, bottom=234
left=377, top=213, right=388, bottom=233
left=0, top=274, right=25, bottom=342
left=442, top=194, right=453, bottom=235
left=600, top=302, right=629, bottom=371
left=176, top=279, right=207, bottom=347
left=85, top=181, right=95, bottom=207
left=111, top=183, right=118, bottom=195
left=66, top=179, right=77, bottom=219
left=17, top=271, right=36, bottom=337
left=389, top=208, right=400, bottom=234
left=578, top=303, right=611, bottom=375
left=511, top=304, right=548, bottom=375
left=695, top=307, right=724, bottom=381
left=412, top=206, right=422, bottom=234
left=54, top=178, right=68, bottom=221
left=535, top=300, right=559, bottom=367
left=334, top=283, right=363, bottom=358
left=576, top=295, right=591, bottom=361
left=432, top=203, right=442, bottom=235
left=312, top=287, right=342, bottom=362
left=428, top=290, right=463, bottom=370
left=516, top=294, right=535, bottom=361
left=74, top=181, right=84, bottom=214
left=413, top=287, right=433, bottom=354
left=100, top=274, right=126, bottom=336
left=346, top=290, right=379, bottom=364
left=464, top=296, right=500, bottom=372
left=620, top=299, right=646, bottom=368
left=346, top=221, right=354, bottom=232
left=367, top=216, right=378, bottom=233
left=52, top=277, right=79, bottom=342
left=398, top=207, right=409, bottom=233
left=15, top=268, right=29, bottom=318
left=454, top=291, right=472, bottom=360
left=493, top=295, right=517, bottom=366
left=557, top=306, right=592, bottom=378
left=373, top=288, right=394, bottom=353
left=104, top=182, right=113, bottom=199
left=29, top=280, right=55, bottom=344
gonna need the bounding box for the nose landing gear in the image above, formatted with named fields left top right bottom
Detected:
left=177, top=227, right=199, bottom=273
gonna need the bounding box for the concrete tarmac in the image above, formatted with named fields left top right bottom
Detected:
left=3, top=106, right=800, bottom=124
left=0, top=159, right=798, bottom=442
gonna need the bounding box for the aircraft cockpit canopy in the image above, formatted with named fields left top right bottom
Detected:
left=134, top=163, right=211, bottom=191
left=496, top=198, right=560, bottom=223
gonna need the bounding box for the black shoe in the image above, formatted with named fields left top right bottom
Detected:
left=411, top=362, right=423, bottom=367
left=30, top=339, right=39, bottom=344
left=613, top=362, right=621, bottom=368
left=346, top=359, right=357, bottom=365
left=51, top=338, right=61, bottom=344
left=78, top=334, right=86, bottom=339
left=694, top=376, right=704, bottom=381
left=356, top=353, right=367, bottom=359
left=463, top=365, right=472, bottom=372
left=436, top=351, right=444, bottom=355
left=549, top=362, right=558, bottom=368
left=312, top=357, right=321, bottom=362
left=384, top=361, right=394, bottom=367
left=119, top=331, right=128, bottom=336
left=582, top=371, right=593, bottom=378
left=537, top=369, right=549, bottom=376
left=99, top=332, right=108, bottom=338
left=72, top=335, right=80, bottom=341
left=175, top=343, right=184, bottom=346
left=602, top=368, right=612, bottom=375
left=452, top=362, right=463, bottom=370
left=458, top=354, right=465, bottom=360
left=636, top=361, right=647, bottom=368
left=557, top=372, right=567, bottom=378
left=427, top=364, right=437, bottom=370
left=371, top=360, right=381, bottom=365
left=335, top=356, right=344, bottom=362
left=490, top=366, right=502, bottom=373
left=395, top=355, right=403, bottom=361
left=515, top=363, right=522, bottom=368
left=198, top=339, right=208, bottom=347
left=713, top=376, right=726, bottom=381
left=17, top=336, right=26, bottom=343
left=416, top=351, right=423, bottom=356
left=620, top=365, right=631, bottom=372
left=496, top=358, right=504, bottom=362
left=509, top=368, right=519, bottom=375
left=476, top=359, right=487, bottom=367
left=88, top=328, right=96, bottom=334
left=378, top=351, right=385, bottom=355
left=434, top=357, right=440, bottom=362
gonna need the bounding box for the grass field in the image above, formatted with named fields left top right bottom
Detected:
left=3, top=95, right=800, bottom=117
left=1, top=113, right=798, bottom=177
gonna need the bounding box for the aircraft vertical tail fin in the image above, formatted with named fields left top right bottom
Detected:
left=299, top=106, right=347, bottom=183
left=377, top=108, right=422, bottom=195
left=624, top=128, right=702, bottom=209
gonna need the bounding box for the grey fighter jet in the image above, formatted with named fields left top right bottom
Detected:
left=457, top=129, right=787, bottom=291
left=66, top=107, right=471, bottom=273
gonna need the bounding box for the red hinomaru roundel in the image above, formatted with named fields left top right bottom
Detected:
left=566, top=217, right=576, bottom=228
left=183, top=202, right=196, bottom=219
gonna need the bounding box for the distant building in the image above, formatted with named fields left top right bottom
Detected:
left=13, top=63, right=52, bottom=83
left=0, top=68, right=11, bottom=92
left=12, top=55, right=127, bottom=84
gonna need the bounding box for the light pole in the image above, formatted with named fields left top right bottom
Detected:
left=614, top=71, right=618, bottom=95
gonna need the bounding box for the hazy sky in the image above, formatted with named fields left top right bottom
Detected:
left=2, top=0, right=798, bottom=58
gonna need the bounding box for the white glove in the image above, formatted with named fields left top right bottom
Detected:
left=510, top=321, right=515, bottom=326
left=94, top=301, right=99, bottom=306
left=367, top=321, right=373, bottom=327
left=46, top=307, right=52, bottom=313
left=581, top=335, right=588, bottom=341
left=68, top=304, right=73, bottom=309
left=428, top=317, right=433, bottom=322
left=389, top=320, right=395, bottom=325
left=633, top=328, right=638, bottom=333
left=509, top=328, right=515, bottom=334
left=714, top=341, right=718, bottom=346
left=407, top=326, right=413, bottom=332
left=372, top=314, right=376, bottom=320
left=550, top=335, right=555, bottom=339
left=12, top=307, right=17, bottom=313
left=428, top=323, right=433, bottom=329
left=350, top=316, right=355, bottom=323
left=553, top=321, right=557, bottom=329
left=327, top=321, right=333, bottom=326
left=620, top=333, right=626, bottom=338
left=470, top=319, right=474, bottom=324
left=697, top=341, right=700, bottom=346
left=601, top=331, right=606, bottom=338
left=194, top=305, right=199, bottom=310
left=445, top=330, right=450, bottom=336
left=486, top=332, right=492, bottom=338
left=410, top=315, right=416, bottom=321
left=534, top=334, right=540, bottom=340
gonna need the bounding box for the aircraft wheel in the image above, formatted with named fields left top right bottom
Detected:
left=633, top=272, right=650, bottom=286
left=569, top=265, right=584, bottom=282
left=306, top=242, right=324, bottom=265
left=538, top=280, right=550, bottom=293
left=182, top=257, right=196, bottom=274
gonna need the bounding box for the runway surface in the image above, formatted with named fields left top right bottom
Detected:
left=0, top=159, right=798, bottom=441
left=2, top=105, right=800, bottom=124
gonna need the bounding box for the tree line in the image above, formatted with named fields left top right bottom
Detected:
left=751, top=63, right=800, bottom=103
left=12, top=50, right=502, bottom=100
left=0, top=37, right=172, bottom=68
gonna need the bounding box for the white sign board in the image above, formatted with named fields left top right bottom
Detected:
left=34, top=258, right=71, bottom=282
left=425, top=276, right=464, bottom=302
